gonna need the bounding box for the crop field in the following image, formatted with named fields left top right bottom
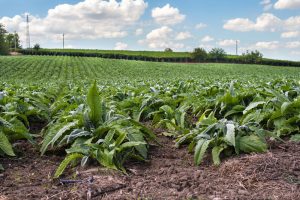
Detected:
left=1, top=55, right=300, bottom=199
left=1, top=56, right=300, bottom=83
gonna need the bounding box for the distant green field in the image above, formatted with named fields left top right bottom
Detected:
left=1, top=56, right=300, bottom=84
left=18, top=48, right=300, bottom=67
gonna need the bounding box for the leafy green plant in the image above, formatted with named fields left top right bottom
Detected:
left=41, top=82, right=156, bottom=178
left=176, top=112, right=268, bottom=166
left=0, top=116, right=33, bottom=170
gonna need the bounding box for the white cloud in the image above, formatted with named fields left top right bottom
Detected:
left=286, top=41, right=300, bottom=48
left=281, top=31, right=300, bottom=38
left=274, top=0, right=300, bottom=9
left=291, top=51, right=300, bottom=55
left=223, top=13, right=300, bottom=32
left=201, top=35, right=214, bottom=42
left=223, top=13, right=281, bottom=32
left=140, top=26, right=184, bottom=50
left=260, top=0, right=273, bottom=11
left=255, top=41, right=280, bottom=49
left=114, top=42, right=128, bottom=50
left=195, top=23, right=207, bottom=30
left=65, top=44, right=74, bottom=49
left=175, top=31, right=192, bottom=40
left=0, top=0, right=148, bottom=45
left=151, top=4, right=185, bottom=25
left=218, top=39, right=238, bottom=47
left=198, top=44, right=213, bottom=50
left=146, top=26, right=173, bottom=41
left=135, top=28, right=143, bottom=36
left=285, top=16, right=300, bottom=31
left=223, top=18, right=255, bottom=32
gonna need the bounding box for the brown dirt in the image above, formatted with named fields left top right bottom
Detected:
left=9, top=52, right=22, bottom=56
left=0, top=137, right=299, bottom=200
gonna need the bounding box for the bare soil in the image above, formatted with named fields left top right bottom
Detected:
left=0, top=136, right=299, bottom=200
left=9, top=52, right=22, bottom=56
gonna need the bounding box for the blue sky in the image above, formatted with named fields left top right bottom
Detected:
left=0, top=0, right=299, bottom=60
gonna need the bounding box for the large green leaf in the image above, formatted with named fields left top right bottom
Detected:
left=96, top=149, right=117, bottom=170
left=41, top=120, right=78, bottom=155
left=0, top=131, right=15, bottom=156
left=243, top=101, right=265, bottom=114
left=194, top=139, right=211, bottom=165
left=87, top=81, right=102, bottom=125
left=238, top=135, right=267, bottom=153
left=119, top=141, right=146, bottom=150
left=225, top=123, right=235, bottom=147
left=290, top=134, right=300, bottom=142
left=127, top=133, right=148, bottom=159
left=212, top=145, right=225, bottom=166
left=54, top=153, right=83, bottom=178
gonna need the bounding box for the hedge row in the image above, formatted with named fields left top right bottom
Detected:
left=18, top=49, right=300, bottom=67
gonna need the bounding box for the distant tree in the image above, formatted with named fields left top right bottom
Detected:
left=0, top=24, right=9, bottom=55
left=164, top=48, right=173, bottom=52
left=209, top=48, right=226, bottom=62
left=6, top=32, right=21, bottom=50
left=191, top=48, right=207, bottom=62
left=33, top=43, right=41, bottom=51
left=241, top=50, right=263, bottom=63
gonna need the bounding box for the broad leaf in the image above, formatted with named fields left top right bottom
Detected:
left=194, top=139, right=211, bottom=165
left=0, top=131, right=15, bottom=156
left=87, top=81, right=102, bottom=125
left=238, top=135, right=267, bottom=153
left=225, top=123, right=235, bottom=147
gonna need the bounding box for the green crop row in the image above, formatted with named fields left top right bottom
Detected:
left=1, top=56, right=300, bottom=84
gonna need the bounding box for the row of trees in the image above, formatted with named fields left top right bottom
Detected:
left=0, top=24, right=21, bottom=55
left=191, top=48, right=226, bottom=62
left=190, top=47, right=263, bottom=63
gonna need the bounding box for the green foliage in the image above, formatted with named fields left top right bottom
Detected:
left=209, top=48, right=226, bottom=62
left=290, top=134, right=300, bottom=142
left=0, top=131, right=15, bottom=156
left=54, top=153, right=83, bottom=178
left=238, top=135, right=267, bottom=153
left=177, top=117, right=268, bottom=166
left=1, top=55, right=300, bottom=173
left=0, top=24, right=9, bottom=55
left=15, top=47, right=300, bottom=66
left=33, top=44, right=41, bottom=51
left=5, top=32, right=21, bottom=50
left=241, top=50, right=263, bottom=64
left=164, top=48, right=173, bottom=52
left=40, top=82, right=156, bottom=177
left=87, top=81, right=102, bottom=126
left=191, top=48, right=207, bottom=62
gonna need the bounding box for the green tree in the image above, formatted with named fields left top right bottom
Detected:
left=33, top=43, right=41, bottom=51
left=191, top=48, right=207, bottom=62
left=6, top=32, right=21, bottom=50
left=241, top=50, right=263, bottom=64
left=164, top=48, right=173, bottom=52
left=0, top=24, right=9, bottom=55
left=209, top=48, right=226, bottom=62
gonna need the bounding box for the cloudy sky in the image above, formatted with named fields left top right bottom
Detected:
left=0, top=0, right=300, bottom=60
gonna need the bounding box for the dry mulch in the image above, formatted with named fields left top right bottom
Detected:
left=0, top=136, right=299, bottom=200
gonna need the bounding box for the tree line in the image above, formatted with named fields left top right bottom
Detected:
left=0, top=24, right=21, bottom=55
left=189, top=47, right=263, bottom=63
